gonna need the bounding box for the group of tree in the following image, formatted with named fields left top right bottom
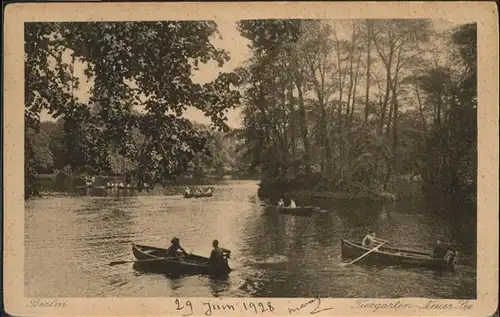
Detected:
left=236, top=19, right=476, bottom=200
left=26, top=119, right=247, bottom=183
left=25, top=21, right=241, bottom=198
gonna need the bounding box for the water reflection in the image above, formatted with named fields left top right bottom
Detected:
left=25, top=180, right=476, bottom=298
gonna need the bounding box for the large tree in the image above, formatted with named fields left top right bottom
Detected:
left=25, top=21, right=240, bottom=197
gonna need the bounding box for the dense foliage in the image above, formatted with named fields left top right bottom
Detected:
left=25, top=21, right=240, bottom=198
left=237, top=20, right=477, bottom=200
left=28, top=120, right=246, bottom=183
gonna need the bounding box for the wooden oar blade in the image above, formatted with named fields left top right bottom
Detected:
left=109, top=260, right=129, bottom=266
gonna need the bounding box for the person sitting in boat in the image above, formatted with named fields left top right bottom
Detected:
left=184, top=186, right=191, bottom=195
left=432, top=239, right=457, bottom=268
left=165, top=237, right=188, bottom=258
left=432, top=239, right=451, bottom=258
left=277, top=198, right=285, bottom=207
left=362, top=230, right=388, bottom=247
left=205, top=187, right=212, bottom=194
left=208, top=239, right=230, bottom=265
left=289, top=199, right=297, bottom=208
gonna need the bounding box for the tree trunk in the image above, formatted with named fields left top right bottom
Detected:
left=349, top=52, right=363, bottom=127
left=286, top=88, right=297, bottom=176
left=296, top=83, right=311, bottom=176
left=364, top=24, right=372, bottom=122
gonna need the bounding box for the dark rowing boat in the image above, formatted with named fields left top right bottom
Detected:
left=341, top=239, right=457, bottom=271
left=277, top=206, right=315, bottom=216
left=263, top=204, right=315, bottom=216
left=184, top=192, right=213, bottom=198
left=107, top=185, right=137, bottom=189
left=132, top=243, right=231, bottom=277
left=75, top=184, right=93, bottom=189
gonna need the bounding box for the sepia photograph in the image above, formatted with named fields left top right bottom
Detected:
left=3, top=2, right=498, bottom=316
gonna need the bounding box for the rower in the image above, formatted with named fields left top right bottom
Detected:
left=185, top=186, right=191, bottom=195
left=277, top=198, right=285, bottom=207
left=289, top=199, right=297, bottom=208
left=208, top=239, right=231, bottom=265
left=362, top=230, right=388, bottom=247
left=432, top=239, right=448, bottom=258
left=165, top=237, right=188, bottom=258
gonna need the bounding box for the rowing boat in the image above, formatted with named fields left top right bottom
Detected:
left=184, top=192, right=213, bottom=198
left=277, top=206, right=315, bottom=216
left=107, top=185, right=136, bottom=189
left=341, top=239, right=456, bottom=270
left=263, top=204, right=315, bottom=216
left=132, top=243, right=231, bottom=277
left=75, top=184, right=93, bottom=189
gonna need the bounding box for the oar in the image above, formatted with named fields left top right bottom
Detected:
left=108, top=257, right=177, bottom=266
left=344, top=242, right=387, bottom=266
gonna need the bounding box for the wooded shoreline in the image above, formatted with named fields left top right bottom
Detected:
left=257, top=176, right=476, bottom=204
left=257, top=179, right=399, bottom=203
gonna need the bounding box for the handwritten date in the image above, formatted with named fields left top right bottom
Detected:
left=175, top=299, right=275, bottom=316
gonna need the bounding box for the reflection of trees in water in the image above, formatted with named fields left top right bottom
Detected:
left=311, top=213, right=338, bottom=247
left=397, top=194, right=476, bottom=262
left=242, top=210, right=317, bottom=261
left=74, top=187, right=139, bottom=198
left=239, top=209, right=326, bottom=296
left=75, top=197, right=139, bottom=252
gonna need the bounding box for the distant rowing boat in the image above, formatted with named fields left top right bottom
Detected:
left=277, top=205, right=315, bottom=216
left=106, top=185, right=137, bottom=189
left=263, top=204, right=316, bottom=216
left=184, top=192, right=213, bottom=198
left=75, top=184, right=93, bottom=189
left=341, top=239, right=457, bottom=271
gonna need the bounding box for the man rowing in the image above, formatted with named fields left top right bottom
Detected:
left=208, top=239, right=231, bottom=265
left=432, top=239, right=458, bottom=269
left=165, top=237, right=188, bottom=258
left=277, top=198, right=285, bottom=207
left=362, top=230, right=388, bottom=247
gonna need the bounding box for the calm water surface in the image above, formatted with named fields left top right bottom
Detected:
left=25, top=180, right=476, bottom=298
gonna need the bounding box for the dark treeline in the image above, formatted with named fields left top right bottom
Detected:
left=25, top=21, right=247, bottom=198
left=235, top=20, right=476, bottom=202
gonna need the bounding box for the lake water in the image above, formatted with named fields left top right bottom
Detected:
left=25, top=180, right=476, bottom=298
